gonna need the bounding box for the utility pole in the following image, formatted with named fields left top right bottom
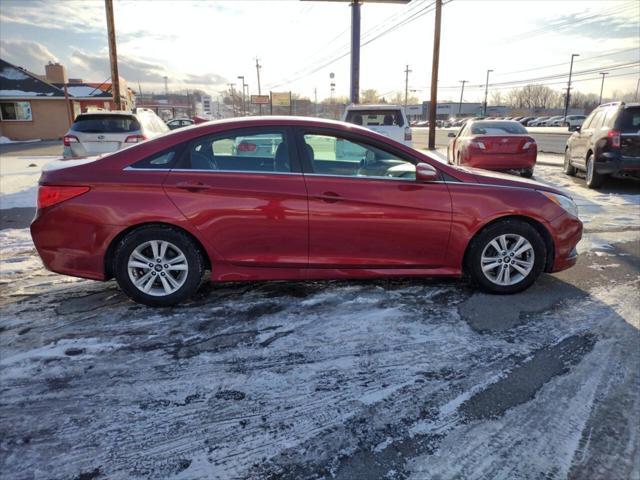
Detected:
left=427, top=0, right=442, bottom=150
left=350, top=0, right=361, bottom=104
left=457, top=80, right=467, bottom=116
left=482, top=69, right=493, bottom=116
left=255, top=58, right=263, bottom=115
left=228, top=82, right=236, bottom=117
left=104, top=0, right=122, bottom=110
left=237, top=75, right=245, bottom=115
left=314, top=87, right=318, bottom=116
left=598, top=72, right=608, bottom=105
left=563, top=53, right=579, bottom=119
left=636, top=77, right=640, bottom=102
left=404, top=64, right=411, bottom=107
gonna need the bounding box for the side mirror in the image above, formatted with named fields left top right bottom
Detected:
left=447, top=132, right=456, bottom=138
left=416, top=163, right=439, bottom=182
left=569, top=125, right=581, bottom=132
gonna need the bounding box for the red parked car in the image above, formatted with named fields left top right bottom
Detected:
left=31, top=117, right=581, bottom=306
left=447, top=120, right=537, bottom=178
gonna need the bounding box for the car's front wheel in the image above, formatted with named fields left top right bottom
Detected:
left=467, top=220, right=546, bottom=294
left=113, top=226, right=205, bottom=307
left=563, top=148, right=576, bottom=176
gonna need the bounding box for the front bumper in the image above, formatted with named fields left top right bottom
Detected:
left=547, top=213, right=583, bottom=273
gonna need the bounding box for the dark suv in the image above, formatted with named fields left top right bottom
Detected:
left=564, top=102, right=640, bottom=188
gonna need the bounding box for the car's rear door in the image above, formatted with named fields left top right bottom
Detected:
left=296, top=128, right=452, bottom=269
left=163, top=126, right=309, bottom=268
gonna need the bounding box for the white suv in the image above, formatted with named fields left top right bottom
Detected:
left=342, top=104, right=412, bottom=147
left=62, top=108, right=169, bottom=158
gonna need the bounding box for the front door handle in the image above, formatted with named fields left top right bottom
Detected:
left=317, top=191, right=342, bottom=203
left=175, top=181, right=214, bottom=192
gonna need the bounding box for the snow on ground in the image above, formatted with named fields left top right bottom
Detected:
left=0, top=156, right=56, bottom=208
left=0, top=152, right=639, bottom=479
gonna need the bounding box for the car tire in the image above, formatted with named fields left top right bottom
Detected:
left=585, top=153, right=605, bottom=189
left=467, top=219, right=546, bottom=294
left=563, top=149, right=576, bottom=176
left=113, top=226, right=205, bottom=307
left=521, top=168, right=534, bottom=178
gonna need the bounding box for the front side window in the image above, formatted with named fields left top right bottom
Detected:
left=0, top=101, right=32, bottom=121
left=185, top=130, right=291, bottom=173
left=304, top=133, right=415, bottom=180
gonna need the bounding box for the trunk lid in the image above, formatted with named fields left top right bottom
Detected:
left=476, top=135, right=531, bottom=154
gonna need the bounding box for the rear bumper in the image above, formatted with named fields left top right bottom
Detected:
left=467, top=150, right=536, bottom=170
left=30, top=207, right=120, bottom=281
left=595, top=152, right=640, bottom=175
left=547, top=213, right=583, bottom=273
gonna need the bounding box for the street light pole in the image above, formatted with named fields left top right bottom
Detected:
left=598, top=72, right=608, bottom=105
left=255, top=58, right=262, bottom=115
left=427, top=0, right=442, bottom=150
left=483, top=70, right=493, bottom=116
left=458, top=80, right=467, bottom=116
left=404, top=64, right=411, bottom=107
left=350, top=0, right=361, bottom=104
left=228, top=82, right=236, bottom=117
left=563, top=53, right=579, bottom=119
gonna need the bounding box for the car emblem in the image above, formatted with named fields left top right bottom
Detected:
left=501, top=138, right=508, bottom=143
left=97, top=135, right=105, bottom=141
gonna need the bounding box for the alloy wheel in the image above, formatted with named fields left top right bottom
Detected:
left=480, top=234, right=535, bottom=286
left=127, top=240, right=189, bottom=296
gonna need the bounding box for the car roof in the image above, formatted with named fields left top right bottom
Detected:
left=76, top=111, right=135, bottom=117
left=345, top=104, right=404, bottom=110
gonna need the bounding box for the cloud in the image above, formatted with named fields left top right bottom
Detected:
left=183, top=73, right=228, bottom=86
left=0, top=0, right=104, bottom=34
left=71, top=50, right=167, bottom=83
left=0, top=39, right=58, bottom=72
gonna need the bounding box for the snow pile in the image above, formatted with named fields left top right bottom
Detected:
left=0, top=156, right=55, bottom=209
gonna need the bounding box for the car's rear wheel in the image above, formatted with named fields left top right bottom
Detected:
left=563, top=148, right=576, bottom=176
left=114, top=226, right=205, bottom=307
left=521, top=168, right=533, bottom=178
left=467, top=220, right=546, bottom=294
left=585, top=152, right=605, bottom=189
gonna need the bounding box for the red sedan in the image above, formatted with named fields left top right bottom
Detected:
left=31, top=117, right=581, bottom=306
left=447, top=120, right=537, bottom=178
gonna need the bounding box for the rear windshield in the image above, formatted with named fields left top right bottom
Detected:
left=346, top=110, right=404, bottom=127
left=471, top=121, right=527, bottom=135
left=619, top=107, right=640, bottom=133
left=71, top=114, right=141, bottom=133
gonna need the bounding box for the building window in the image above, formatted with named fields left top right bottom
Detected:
left=0, top=101, right=33, bottom=121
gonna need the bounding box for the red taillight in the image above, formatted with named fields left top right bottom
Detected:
left=522, top=137, right=536, bottom=150
left=37, top=185, right=90, bottom=209
left=124, top=134, right=147, bottom=143
left=237, top=141, right=257, bottom=152
left=404, top=127, right=412, bottom=141
left=63, top=135, right=79, bottom=146
left=607, top=130, right=621, bottom=148
left=470, top=140, right=486, bottom=150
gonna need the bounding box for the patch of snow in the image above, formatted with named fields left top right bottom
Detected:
left=66, top=85, right=105, bottom=97
left=0, top=67, right=29, bottom=80
left=0, top=136, right=41, bottom=144
left=0, top=90, right=54, bottom=97
left=0, top=156, right=56, bottom=209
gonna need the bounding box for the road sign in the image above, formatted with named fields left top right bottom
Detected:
left=251, top=95, right=270, bottom=105
left=271, top=92, right=291, bottom=107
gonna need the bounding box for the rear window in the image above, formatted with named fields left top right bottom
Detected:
left=471, top=121, right=527, bottom=135
left=619, top=107, right=640, bottom=133
left=346, top=110, right=404, bottom=127
left=71, top=114, right=141, bottom=133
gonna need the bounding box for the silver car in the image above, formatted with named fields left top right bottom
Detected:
left=62, top=109, right=169, bottom=158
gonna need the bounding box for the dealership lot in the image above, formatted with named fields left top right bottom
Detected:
left=0, top=148, right=638, bottom=479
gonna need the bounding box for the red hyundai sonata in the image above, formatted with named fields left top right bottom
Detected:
left=31, top=117, right=581, bottom=307
left=447, top=120, right=537, bottom=178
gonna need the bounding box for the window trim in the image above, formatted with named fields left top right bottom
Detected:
left=0, top=100, right=33, bottom=122
left=174, top=126, right=301, bottom=174
left=293, top=126, right=435, bottom=182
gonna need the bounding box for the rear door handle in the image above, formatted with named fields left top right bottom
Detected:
left=316, top=191, right=342, bottom=203
left=175, top=181, right=214, bottom=192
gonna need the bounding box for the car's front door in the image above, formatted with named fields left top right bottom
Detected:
left=297, top=129, right=452, bottom=268
left=163, top=127, right=309, bottom=268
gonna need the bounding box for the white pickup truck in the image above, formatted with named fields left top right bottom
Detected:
left=342, top=104, right=413, bottom=147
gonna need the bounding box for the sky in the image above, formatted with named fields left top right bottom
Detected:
left=0, top=0, right=638, bottom=103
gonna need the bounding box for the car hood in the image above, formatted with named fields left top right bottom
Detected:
left=454, top=165, right=564, bottom=195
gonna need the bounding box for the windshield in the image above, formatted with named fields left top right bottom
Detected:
left=346, top=109, right=405, bottom=127
left=619, top=107, right=640, bottom=133
left=71, top=114, right=141, bottom=133
left=470, top=121, right=528, bottom=135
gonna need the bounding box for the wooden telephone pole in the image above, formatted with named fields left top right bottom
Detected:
left=105, top=0, right=122, bottom=110
left=427, top=0, right=442, bottom=150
